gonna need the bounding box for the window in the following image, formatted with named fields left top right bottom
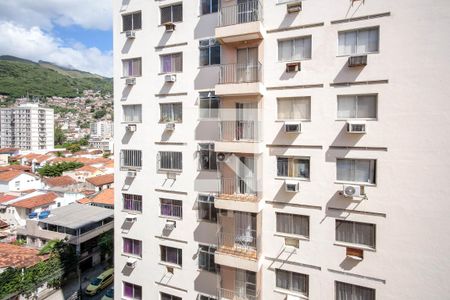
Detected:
left=336, top=220, right=376, bottom=248
left=161, top=245, right=182, bottom=266
left=276, top=213, right=309, bottom=238
left=199, top=91, right=219, bottom=119
left=123, top=105, right=142, bottom=123
left=123, top=58, right=142, bottom=77
left=198, top=245, right=217, bottom=272
left=122, top=11, right=142, bottom=31
left=278, top=36, right=312, bottom=62
left=14, top=181, right=20, bottom=187
left=161, top=293, right=182, bottom=300
left=161, top=4, right=183, bottom=24
left=198, top=143, right=217, bottom=170
left=123, top=282, right=142, bottom=299
left=201, top=0, right=218, bottom=14
left=337, top=95, right=377, bottom=119
left=158, top=151, right=182, bottom=171
left=277, top=157, right=310, bottom=179
left=121, top=150, right=142, bottom=168
left=336, top=159, right=376, bottom=184
left=335, top=281, right=375, bottom=300
left=160, top=198, right=183, bottom=218
left=160, top=53, right=183, bottom=73
left=199, top=39, right=220, bottom=66
left=276, top=269, right=309, bottom=296
left=160, top=103, right=182, bottom=123
left=198, top=194, right=217, bottom=222
left=277, top=97, right=311, bottom=120
left=123, top=194, right=142, bottom=212
left=123, top=238, right=142, bottom=257
left=338, top=27, right=379, bottom=56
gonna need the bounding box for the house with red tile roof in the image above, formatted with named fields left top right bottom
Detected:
left=42, top=176, right=84, bottom=193
left=77, top=188, right=114, bottom=209
left=0, top=165, right=32, bottom=173
left=85, top=173, right=114, bottom=192
left=0, top=243, right=48, bottom=272
left=62, top=165, right=105, bottom=183
left=0, top=170, right=41, bottom=193
left=0, top=148, right=19, bottom=166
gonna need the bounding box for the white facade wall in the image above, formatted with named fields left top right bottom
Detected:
left=114, top=1, right=450, bottom=300
left=0, top=173, right=41, bottom=193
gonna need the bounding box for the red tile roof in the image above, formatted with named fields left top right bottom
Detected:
left=43, top=176, right=77, bottom=187
left=0, top=194, right=18, bottom=204
left=0, top=170, right=26, bottom=182
left=11, top=192, right=58, bottom=209
left=79, top=188, right=114, bottom=206
left=0, top=243, right=48, bottom=269
left=0, top=148, right=19, bottom=154
left=86, top=173, right=114, bottom=187
left=0, top=219, right=9, bottom=229
left=0, top=165, right=32, bottom=172
left=75, top=165, right=99, bottom=173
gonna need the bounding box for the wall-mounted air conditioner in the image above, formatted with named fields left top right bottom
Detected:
left=127, top=170, right=137, bottom=177
left=165, top=74, right=176, bottom=83
left=287, top=1, right=302, bottom=13
left=285, top=237, right=299, bottom=249
left=126, top=78, right=136, bottom=85
left=347, top=122, right=366, bottom=134
left=126, top=257, right=137, bottom=268
left=164, top=220, right=176, bottom=231
left=216, top=152, right=229, bottom=162
left=286, top=62, right=301, bottom=73
left=164, top=22, right=176, bottom=31
left=346, top=247, right=364, bottom=260
left=165, top=122, right=175, bottom=131
left=125, top=30, right=136, bottom=39
left=284, top=122, right=301, bottom=133
left=348, top=55, right=368, bottom=67
left=342, top=184, right=362, bottom=198
left=285, top=180, right=299, bottom=192
left=126, top=124, right=137, bottom=132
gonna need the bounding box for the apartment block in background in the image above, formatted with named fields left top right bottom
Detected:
left=0, top=104, right=54, bottom=150
left=113, top=0, right=450, bottom=299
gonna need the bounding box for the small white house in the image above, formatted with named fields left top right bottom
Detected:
left=0, top=171, right=42, bottom=193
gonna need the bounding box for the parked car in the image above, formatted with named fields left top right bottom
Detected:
left=85, top=268, right=114, bottom=296
left=101, top=288, right=114, bottom=300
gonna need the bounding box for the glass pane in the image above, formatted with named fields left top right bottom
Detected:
left=201, top=0, right=210, bottom=15
left=278, top=40, right=292, bottom=62
left=337, top=96, right=357, bottom=118
left=336, top=159, right=353, bottom=182
left=210, top=45, right=221, bottom=65
left=161, top=6, right=171, bottom=24
left=277, top=157, right=289, bottom=176
left=172, top=4, right=183, bottom=22
left=292, top=97, right=311, bottom=120
left=277, top=99, right=291, bottom=119
left=357, top=95, right=377, bottom=118
left=276, top=269, right=290, bottom=290
left=133, top=12, right=142, bottom=30
left=368, top=28, right=379, bottom=52
left=357, top=29, right=369, bottom=54
left=354, top=159, right=371, bottom=183
left=122, top=14, right=132, bottom=31
left=293, top=159, right=310, bottom=178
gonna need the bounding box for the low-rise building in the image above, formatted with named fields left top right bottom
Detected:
left=0, top=148, right=19, bottom=166
left=85, top=173, right=114, bottom=192
left=0, top=170, right=41, bottom=193
left=42, top=176, right=82, bottom=192
left=63, top=165, right=105, bottom=183
left=78, top=188, right=114, bottom=209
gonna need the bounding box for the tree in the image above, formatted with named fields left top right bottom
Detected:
left=38, top=162, right=84, bottom=177
left=94, top=109, right=107, bottom=119
left=98, top=231, right=114, bottom=262
left=54, top=126, right=66, bottom=146
left=67, top=144, right=81, bottom=153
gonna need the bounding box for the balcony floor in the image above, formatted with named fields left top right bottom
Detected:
left=217, top=245, right=257, bottom=261
left=217, top=193, right=258, bottom=202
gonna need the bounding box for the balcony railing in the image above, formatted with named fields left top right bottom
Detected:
left=218, top=177, right=258, bottom=202
left=218, top=287, right=259, bottom=300
left=219, top=63, right=262, bottom=84
left=220, top=121, right=261, bottom=142
left=219, top=0, right=263, bottom=27
left=218, top=228, right=257, bottom=252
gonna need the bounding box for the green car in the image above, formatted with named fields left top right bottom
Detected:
left=85, top=268, right=114, bottom=296
left=101, top=288, right=114, bottom=300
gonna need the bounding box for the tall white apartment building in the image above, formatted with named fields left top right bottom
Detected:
left=114, top=1, right=450, bottom=299
left=90, top=120, right=114, bottom=139
left=0, top=104, right=54, bottom=150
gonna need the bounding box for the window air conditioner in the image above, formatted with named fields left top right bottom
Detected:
left=125, top=30, right=136, bottom=39
left=164, top=220, right=176, bottom=231
left=348, top=55, right=368, bottom=67
left=126, top=78, right=136, bottom=85
left=285, top=180, right=299, bottom=193
left=164, top=22, right=176, bottom=31
left=165, top=122, right=175, bottom=131
left=126, top=124, right=137, bottom=132
left=285, top=237, right=299, bottom=248
left=286, top=62, right=301, bottom=73
left=127, top=170, right=137, bottom=177
left=287, top=1, right=302, bottom=13
left=125, top=216, right=137, bottom=223
left=286, top=295, right=302, bottom=300
left=216, top=152, right=229, bottom=162
left=342, top=184, right=362, bottom=198
left=347, top=122, right=366, bottom=133
left=126, top=257, right=137, bottom=268
left=346, top=247, right=364, bottom=260
left=284, top=122, right=301, bottom=133
left=165, top=74, right=176, bottom=83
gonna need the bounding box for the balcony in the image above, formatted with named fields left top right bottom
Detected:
left=215, top=121, right=263, bottom=154
left=217, top=267, right=260, bottom=300
left=218, top=287, right=259, bottom=300
left=215, top=177, right=262, bottom=213
left=216, top=0, right=264, bottom=44
left=216, top=63, right=264, bottom=96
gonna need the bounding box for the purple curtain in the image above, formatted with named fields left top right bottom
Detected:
left=123, top=239, right=132, bottom=253
left=162, top=56, right=172, bottom=73
left=123, top=282, right=133, bottom=298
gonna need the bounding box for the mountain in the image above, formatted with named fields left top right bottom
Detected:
left=0, top=55, right=112, bottom=99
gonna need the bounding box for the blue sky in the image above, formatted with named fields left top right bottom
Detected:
left=0, top=0, right=113, bottom=76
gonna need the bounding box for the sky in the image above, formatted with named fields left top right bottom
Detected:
left=0, top=0, right=113, bottom=77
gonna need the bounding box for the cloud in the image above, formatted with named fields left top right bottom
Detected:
left=0, top=0, right=112, bottom=31
left=0, top=22, right=112, bottom=77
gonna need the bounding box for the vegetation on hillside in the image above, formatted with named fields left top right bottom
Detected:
left=38, top=162, right=84, bottom=177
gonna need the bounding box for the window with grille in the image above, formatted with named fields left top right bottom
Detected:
left=338, top=27, right=379, bottom=56
left=201, top=0, right=218, bottom=15
left=160, top=4, right=183, bottom=24
left=123, top=282, right=142, bottom=299
left=122, top=11, right=142, bottom=31
left=121, top=150, right=142, bottom=169
left=277, top=97, right=311, bottom=120
left=198, top=245, right=217, bottom=272
left=160, top=53, right=183, bottom=73
left=278, top=36, right=312, bottom=62
left=123, top=194, right=142, bottom=212
left=160, top=245, right=182, bottom=266
left=275, top=269, right=309, bottom=296
left=158, top=151, right=182, bottom=171
left=198, top=143, right=217, bottom=170
left=336, top=220, right=376, bottom=248
left=198, top=194, right=217, bottom=222
left=337, top=95, right=377, bottom=119
left=277, top=157, right=310, bottom=179
left=123, top=238, right=142, bottom=257
left=199, top=91, right=219, bottom=119
left=123, top=105, right=142, bottom=123
left=335, top=281, right=375, bottom=300
left=276, top=213, right=309, bottom=238
left=160, top=103, right=182, bottom=123
left=123, top=58, right=142, bottom=77
left=199, top=39, right=220, bottom=66
left=336, top=159, right=376, bottom=184
left=160, top=198, right=183, bottom=219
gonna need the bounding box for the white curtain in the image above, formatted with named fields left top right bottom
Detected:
left=277, top=98, right=311, bottom=120
left=337, top=159, right=375, bottom=183
left=336, top=220, right=375, bottom=247
left=339, top=28, right=379, bottom=56
left=337, top=95, right=357, bottom=118
left=356, top=29, right=369, bottom=54
left=357, top=95, right=377, bottom=118
left=123, top=105, right=141, bottom=122
left=338, top=31, right=357, bottom=56
left=278, top=37, right=311, bottom=61
left=336, top=281, right=375, bottom=300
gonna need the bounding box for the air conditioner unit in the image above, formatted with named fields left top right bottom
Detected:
left=164, top=220, right=176, bottom=231
left=347, top=122, right=366, bottom=134
left=286, top=294, right=302, bottom=300
left=285, top=180, right=299, bottom=193
left=127, top=170, right=137, bottom=177
left=346, top=247, right=364, bottom=261
left=125, top=30, right=136, bottom=39
left=165, top=74, right=176, bottom=83
left=287, top=1, right=302, bottom=13
left=342, top=184, right=362, bottom=198
left=285, top=237, right=299, bottom=248
left=126, top=78, right=136, bottom=85
left=286, top=62, right=301, bottom=72
left=125, top=216, right=137, bottom=223
left=126, top=124, right=137, bottom=132
left=284, top=122, right=301, bottom=133
left=165, top=122, right=175, bottom=131
left=216, top=152, right=229, bottom=162
left=348, top=55, right=368, bottom=67
left=126, top=257, right=137, bottom=268
left=164, top=22, right=176, bottom=31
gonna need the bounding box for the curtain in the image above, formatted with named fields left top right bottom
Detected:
left=368, top=28, right=379, bottom=52
left=123, top=238, right=132, bottom=253
left=293, top=215, right=309, bottom=237
left=357, top=95, right=376, bottom=118
left=278, top=40, right=292, bottom=62
left=293, top=158, right=309, bottom=178
left=336, top=220, right=354, bottom=243
left=354, top=222, right=375, bottom=247
left=124, top=105, right=141, bottom=122
left=336, top=281, right=353, bottom=300
left=357, top=29, right=369, bottom=54
left=131, top=59, right=141, bottom=76
left=132, top=12, right=141, bottom=30
left=277, top=157, right=288, bottom=176
left=338, top=31, right=357, bottom=56
left=276, top=213, right=290, bottom=233
left=123, top=282, right=134, bottom=298
left=336, top=281, right=375, bottom=300
left=337, top=95, right=356, bottom=118
left=276, top=269, right=290, bottom=290
left=277, top=98, right=310, bottom=120
left=292, top=272, right=308, bottom=294
left=277, top=99, right=290, bottom=119
left=161, top=55, right=172, bottom=73
left=160, top=103, right=183, bottom=122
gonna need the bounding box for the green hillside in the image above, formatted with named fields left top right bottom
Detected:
left=0, top=56, right=112, bottom=99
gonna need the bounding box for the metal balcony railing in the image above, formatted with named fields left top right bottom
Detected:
left=218, top=228, right=257, bottom=252
left=219, top=121, right=261, bottom=142
left=219, top=63, right=262, bottom=84
left=219, top=0, right=263, bottom=27
left=219, top=177, right=257, bottom=199
left=218, top=287, right=259, bottom=300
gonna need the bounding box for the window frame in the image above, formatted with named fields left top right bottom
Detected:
left=335, top=220, right=376, bottom=249
left=160, top=53, right=183, bottom=73
left=197, top=194, right=217, bottom=222
left=123, top=281, right=142, bottom=300
left=122, top=11, right=142, bottom=32
left=337, top=94, right=378, bottom=120
left=120, top=149, right=142, bottom=169
left=199, top=38, right=221, bottom=66
left=198, top=244, right=218, bottom=273
left=275, top=269, right=309, bottom=296
left=160, top=198, right=183, bottom=219
left=123, top=237, right=142, bottom=257
left=159, top=102, right=183, bottom=123
left=276, top=97, right=311, bottom=121
left=337, top=26, right=380, bottom=57
left=160, top=292, right=182, bottom=300
left=160, top=245, right=183, bottom=266
left=199, top=91, right=219, bottom=120
left=160, top=3, right=183, bottom=24
left=277, top=35, right=312, bottom=62
left=276, top=213, right=310, bottom=239
left=123, top=193, right=143, bottom=212
left=122, top=104, right=142, bottom=123
left=276, top=156, right=311, bottom=179
left=200, top=0, right=219, bottom=15
left=198, top=143, right=217, bottom=171
left=335, top=281, right=376, bottom=300
left=336, top=158, right=376, bottom=185
left=122, top=58, right=142, bottom=78
left=158, top=151, right=183, bottom=172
